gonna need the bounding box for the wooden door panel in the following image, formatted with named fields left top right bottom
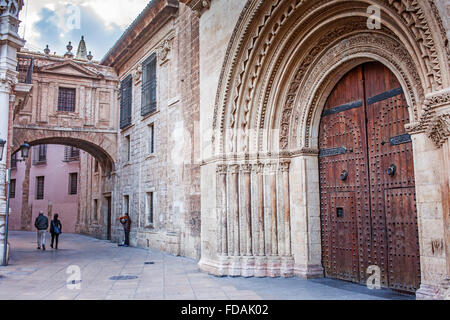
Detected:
left=385, top=188, right=421, bottom=292
left=364, top=62, right=420, bottom=292
left=319, top=65, right=369, bottom=283
left=319, top=62, right=421, bottom=292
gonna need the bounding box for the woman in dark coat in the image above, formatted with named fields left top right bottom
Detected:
left=50, top=214, right=62, bottom=249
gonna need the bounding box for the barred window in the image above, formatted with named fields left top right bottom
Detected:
left=146, top=192, right=154, bottom=226
left=120, top=75, right=133, bottom=129
left=58, top=88, right=76, bottom=112
left=64, top=146, right=80, bottom=162
left=10, top=179, right=16, bottom=199
left=69, top=173, right=78, bottom=195
left=36, top=176, right=45, bottom=200
left=32, top=145, right=47, bottom=165
left=141, top=54, right=157, bottom=116
left=148, top=124, right=154, bottom=154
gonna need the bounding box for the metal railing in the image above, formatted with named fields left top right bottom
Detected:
left=16, top=54, right=34, bottom=84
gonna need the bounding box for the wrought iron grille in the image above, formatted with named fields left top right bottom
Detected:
left=58, top=88, right=76, bottom=112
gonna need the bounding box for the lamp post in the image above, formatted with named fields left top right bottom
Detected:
left=1, top=142, right=30, bottom=266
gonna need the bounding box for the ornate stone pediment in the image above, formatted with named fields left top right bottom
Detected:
left=37, top=60, right=102, bottom=79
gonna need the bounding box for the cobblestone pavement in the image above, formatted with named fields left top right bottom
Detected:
left=0, top=232, right=413, bottom=300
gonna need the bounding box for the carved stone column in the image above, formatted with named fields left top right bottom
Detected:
left=216, top=164, right=228, bottom=256
left=241, top=164, right=252, bottom=256
left=267, top=162, right=280, bottom=277
left=254, top=163, right=267, bottom=277
left=280, top=160, right=294, bottom=277
left=241, top=163, right=255, bottom=277
left=229, top=164, right=241, bottom=276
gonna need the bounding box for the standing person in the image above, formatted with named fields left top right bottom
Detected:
left=118, top=213, right=131, bottom=247
left=50, top=214, right=62, bottom=249
left=34, top=211, right=49, bottom=250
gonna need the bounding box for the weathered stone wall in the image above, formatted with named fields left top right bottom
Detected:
left=80, top=2, right=202, bottom=259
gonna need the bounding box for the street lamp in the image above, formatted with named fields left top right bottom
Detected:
left=2, top=142, right=30, bottom=266
left=19, top=142, right=30, bottom=161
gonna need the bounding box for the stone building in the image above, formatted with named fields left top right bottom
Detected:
left=94, top=0, right=202, bottom=258
left=182, top=0, right=450, bottom=300
left=9, top=144, right=81, bottom=233
left=12, top=42, right=119, bottom=240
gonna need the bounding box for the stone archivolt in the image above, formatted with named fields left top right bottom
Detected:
left=212, top=0, right=449, bottom=157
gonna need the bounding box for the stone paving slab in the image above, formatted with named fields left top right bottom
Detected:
left=0, top=232, right=414, bottom=300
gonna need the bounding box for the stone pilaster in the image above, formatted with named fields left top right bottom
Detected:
left=0, top=0, right=25, bottom=265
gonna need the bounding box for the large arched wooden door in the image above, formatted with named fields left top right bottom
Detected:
left=319, top=62, right=421, bottom=293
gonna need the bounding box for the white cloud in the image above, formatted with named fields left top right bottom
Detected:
left=19, top=0, right=148, bottom=54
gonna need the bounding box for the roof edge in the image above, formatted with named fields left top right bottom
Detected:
left=100, top=0, right=179, bottom=68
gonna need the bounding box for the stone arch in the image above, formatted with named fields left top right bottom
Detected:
left=12, top=128, right=116, bottom=173
left=212, top=0, right=449, bottom=156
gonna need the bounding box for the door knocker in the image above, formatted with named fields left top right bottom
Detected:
left=387, top=164, right=396, bottom=176
left=340, top=170, right=348, bottom=181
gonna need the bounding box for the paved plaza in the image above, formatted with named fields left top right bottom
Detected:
left=0, top=232, right=413, bottom=300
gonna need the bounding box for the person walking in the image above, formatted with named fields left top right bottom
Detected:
left=34, top=211, right=49, bottom=250
left=50, top=214, right=62, bottom=249
left=118, top=213, right=131, bottom=247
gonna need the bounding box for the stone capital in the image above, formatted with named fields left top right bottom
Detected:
left=240, top=163, right=252, bottom=173
left=228, top=164, right=240, bottom=174
left=279, top=161, right=290, bottom=172
left=216, top=164, right=227, bottom=175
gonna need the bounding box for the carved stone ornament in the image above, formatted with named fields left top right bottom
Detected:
left=0, top=0, right=23, bottom=19
left=158, top=38, right=172, bottom=64
left=211, top=0, right=447, bottom=156
left=427, top=114, right=450, bottom=148
left=133, top=64, right=142, bottom=85
left=186, top=0, right=211, bottom=17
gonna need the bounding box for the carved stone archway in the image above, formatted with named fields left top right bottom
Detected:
left=200, top=0, right=450, bottom=299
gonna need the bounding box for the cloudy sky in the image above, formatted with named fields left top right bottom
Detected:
left=19, top=0, right=150, bottom=61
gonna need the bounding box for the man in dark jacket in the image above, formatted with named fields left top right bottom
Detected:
left=34, top=211, right=49, bottom=250
left=119, top=213, right=131, bottom=247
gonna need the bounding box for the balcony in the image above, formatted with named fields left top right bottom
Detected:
left=16, top=54, right=34, bottom=84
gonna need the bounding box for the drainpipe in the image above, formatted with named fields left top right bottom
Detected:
left=2, top=169, right=10, bottom=266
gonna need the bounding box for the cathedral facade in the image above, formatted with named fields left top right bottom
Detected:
left=5, top=0, right=449, bottom=299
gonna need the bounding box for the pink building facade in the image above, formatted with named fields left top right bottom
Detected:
left=9, top=144, right=80, bottom=233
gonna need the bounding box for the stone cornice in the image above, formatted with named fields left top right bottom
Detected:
left=101, top=0, right=179, bottom=69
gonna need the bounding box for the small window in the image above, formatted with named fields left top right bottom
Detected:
left=64, top=146, right=80, bottom=162
left=125, top=135, right=131, bottom=162
left=94, top=160, right=99, bottom=173
left=36, top=176, right=45, bottom=200
left=69, top=173, right=78, bottom=195
left=141, top=54, right=157, bottom=116
left=148, top=124, right=154, bottom=154
left=146, top=192, right=154, bottom=226
left=120, top=75, right=133, bottom=129
left=11, top=154, right=17, bottom=169
left=32, top=145, right=47, bottom=165
left=58, top=87, right=76, bottom=112
left=10, top=179, right=16, bottom=199
left=124, top=195, right=130, bottom=215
